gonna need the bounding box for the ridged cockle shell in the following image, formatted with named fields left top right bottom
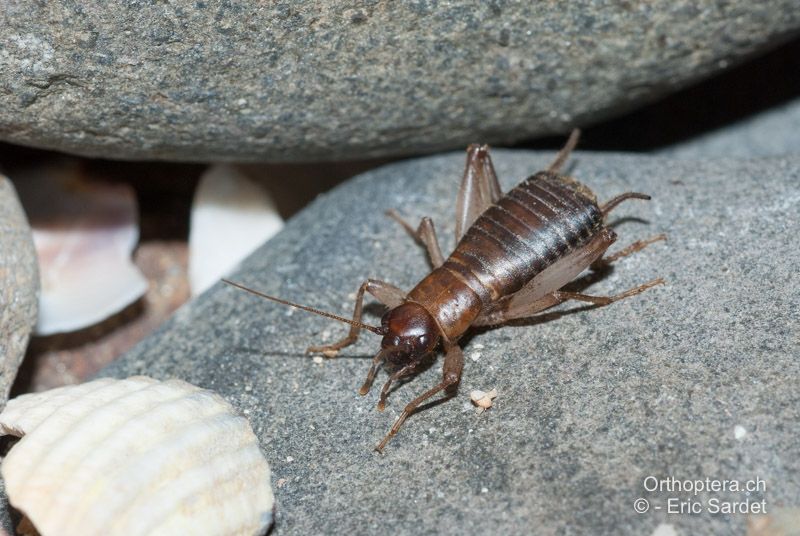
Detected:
left=0, top=376, right=274, bottom=536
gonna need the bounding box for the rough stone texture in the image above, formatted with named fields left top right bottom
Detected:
left=659, top=97, right=800, bottom=159
left=2, top=2, right=799, bottom=162
left=89, top=150, right=799, bottom=534
left=0, top=177, right=36, bottom=536
left=0, top=176, right=38, bottom=405
left=0, top=478, right=11, bottom=536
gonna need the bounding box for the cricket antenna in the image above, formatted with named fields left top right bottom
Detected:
left=222, top=279, right=384, bottom=335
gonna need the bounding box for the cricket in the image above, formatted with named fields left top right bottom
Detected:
left=224, top=129, right=665, bottom=452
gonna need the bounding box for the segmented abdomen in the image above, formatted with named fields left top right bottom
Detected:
left=442, top=171, right=603, bottom=303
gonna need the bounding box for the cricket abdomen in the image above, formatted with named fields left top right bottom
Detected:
left=408, top=171, right=603, bottom=342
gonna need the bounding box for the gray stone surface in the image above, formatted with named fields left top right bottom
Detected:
left=658, top=97, right=800, bottom=159
left=0, top=477, right=12, bottom=536
left=2, top=2, right=799, bottom=162
left=0, top=176, right=38, bottom=406
left=93, top=150, right=798, bottom=534
left=0, top=176, right=36, bottom=536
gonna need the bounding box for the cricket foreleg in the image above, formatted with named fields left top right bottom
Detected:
left=307, top=279, right=405, bottom=356
left=375, top=362, right=419, bottom=411
left=375, top=344, right=463, bottom=452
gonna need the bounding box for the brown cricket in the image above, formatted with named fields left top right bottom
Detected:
left=225, top=130, right=665, bottom=452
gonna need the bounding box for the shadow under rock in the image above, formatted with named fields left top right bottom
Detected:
left=9, top=298, right=146, bottom=397
left=577, top=35, right=800, bottom=152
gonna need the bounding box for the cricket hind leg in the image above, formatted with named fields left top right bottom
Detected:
left=375, top=343, right=464, bottom=452
left=455, top=144, right=503, bottom=241
left=547, top=128, right=581, bottom=173
left=556, top=230, right=666, bottom=312
left=475, top=278, right=664, bottom=325
left=474, top=227, right=618, bottom=326
left=307, top=279, right=405, bottom=356
left=552, top=278, right=665, bottom=307
left=386, top=209, right=445, bottom=268
left=389, top=142, right=505, bottom=261
left=474, top=225, right=665, bottom=325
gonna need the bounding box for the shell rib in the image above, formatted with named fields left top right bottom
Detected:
left=0, top=377, right=274, bottom=536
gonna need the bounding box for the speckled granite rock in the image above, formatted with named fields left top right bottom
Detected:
left=88, top=150, right=799, bottom=534
left=0, top=176, right=38, bottom=405
left=2, top=2, right=799, bottom=161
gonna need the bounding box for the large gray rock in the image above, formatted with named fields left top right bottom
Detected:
left=0, top=176, right=38, bottom=405
left=2, top=2, right=799, bottom=162
left=0, top=175, right=37, bottom=536
left=95, top=150, right=798, bottom=534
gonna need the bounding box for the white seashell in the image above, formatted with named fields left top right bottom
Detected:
left=0, top=376, right=274, bottom=536
left=12, top=164, right=147, bottom=335
left=189, top=165, right=284, bottom=296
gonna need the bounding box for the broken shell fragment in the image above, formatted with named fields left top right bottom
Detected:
left=12, top=164, right=147, bottom=335
left=189, top=165, right=284, bottom=296
left=0, top=376, right=274, bottom=536
left=470, top=388, right=498, bottom=414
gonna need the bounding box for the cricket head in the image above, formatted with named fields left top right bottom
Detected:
left=379, top=302, right=440, bottom=366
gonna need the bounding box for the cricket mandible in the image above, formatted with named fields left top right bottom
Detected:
left=224, top=130, right=665, bottom=452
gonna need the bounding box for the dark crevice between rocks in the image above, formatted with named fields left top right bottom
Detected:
left=9, top=298, right=146, bottom=399
left=563, top=35, right=800, bottom=152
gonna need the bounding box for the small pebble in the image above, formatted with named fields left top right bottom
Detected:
left=734, top=425, right=747, bottom=440
left=312, top=356, right=324, bottom=364
left=470, top=388, right=498, bottom=414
